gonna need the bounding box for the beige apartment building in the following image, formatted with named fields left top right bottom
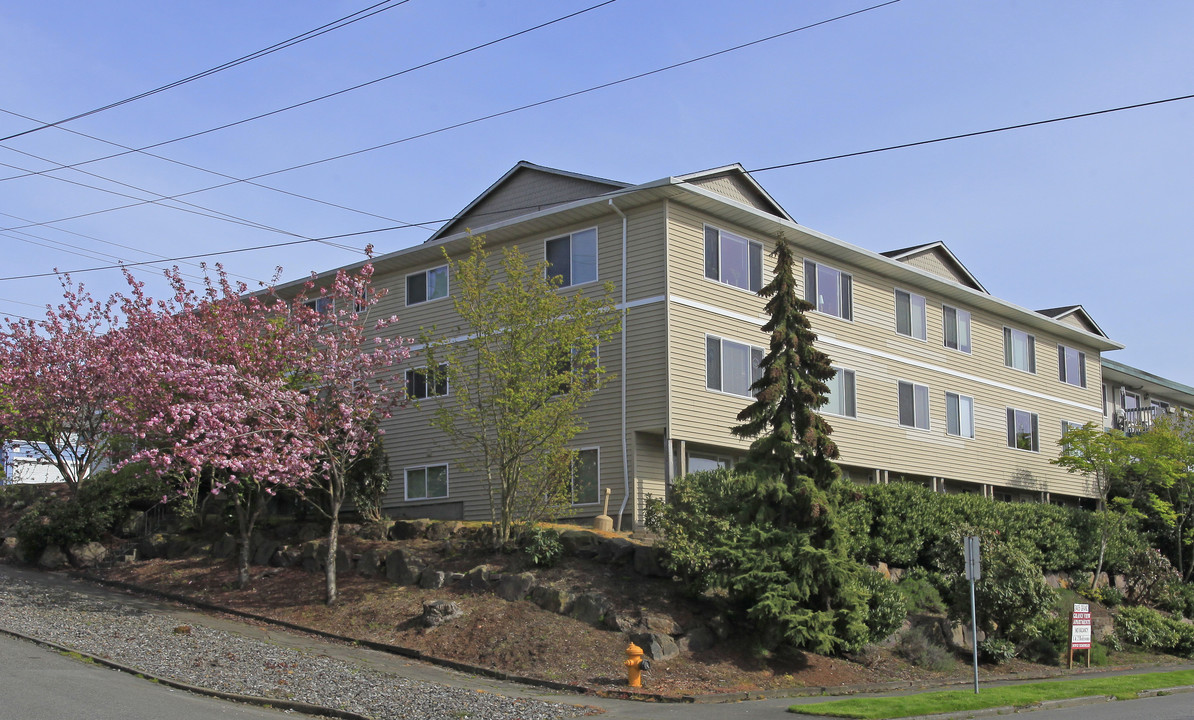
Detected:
left=308, top=161, right=1125, bottom=529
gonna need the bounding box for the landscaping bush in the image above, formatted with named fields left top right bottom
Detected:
left=1158, top=581, right=1194, bottom=620
left=1122, top=548, right=1181, bottom=607
left=978, top=638, right=1017, bottom=664
left=949, top=541, right=1058, bottom=652
left=345, top=435, right=391, bottom=524
left=521, top=525, right=563, bottom=567
left=854, top=568, right=908, bottom=644
left=894, top=626, right=954, bottom=671
left=897, top=570, right=947, bottom=615
left=1114, top=605, right=1194, bottom=657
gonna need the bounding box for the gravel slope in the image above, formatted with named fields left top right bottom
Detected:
left=0, top=574, right=589, bottom=720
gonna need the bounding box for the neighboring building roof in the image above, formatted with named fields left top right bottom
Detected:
left=1102, top=358, right=1194, bottom=403
left=426, top=161, right=630, bottom=243
left=881, top=241, right=988, bottom=294
left=1036, top=305, right=1109, bottom=339
left=674, top=163, right=793, bottom=222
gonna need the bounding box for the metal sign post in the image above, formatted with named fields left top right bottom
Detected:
left=963, top=535, right=981, bottom=694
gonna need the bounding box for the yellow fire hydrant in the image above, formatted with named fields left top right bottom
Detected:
left=625, top=642, right=645, bottom=687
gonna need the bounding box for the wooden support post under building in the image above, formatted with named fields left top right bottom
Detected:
left=678, top=440, right=686, bottom=478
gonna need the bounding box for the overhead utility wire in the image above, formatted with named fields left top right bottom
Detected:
left=0, top=0, right=619, bottom=200
left=10, top=61, right=1188, bottom=283
left=1, top=0, right=900, bottom=233
left=0, top=0, right=411, bottom=143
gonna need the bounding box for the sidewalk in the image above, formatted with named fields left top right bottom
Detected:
left=2, top=564, right=1191, bottom=720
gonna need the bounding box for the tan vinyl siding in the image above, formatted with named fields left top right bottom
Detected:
left=633, top=432, right=667, bottom=529
left=665, top=202, right=1105, bottom=499
left=684, top=174, right=780, bottom=217
left=624, top=301, right=668, bottom=431
left=898, top=249, right=972, bottom=287
left=438, top=169, right=621, bottom=239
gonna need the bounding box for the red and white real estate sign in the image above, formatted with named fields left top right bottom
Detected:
left=1071, top=603, right=1092, bottom=649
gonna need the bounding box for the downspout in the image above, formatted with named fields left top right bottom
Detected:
left=609, top=198, right=630, bottom=531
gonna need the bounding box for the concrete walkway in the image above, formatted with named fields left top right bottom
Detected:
left=3, top=564, right=1192, bottom=720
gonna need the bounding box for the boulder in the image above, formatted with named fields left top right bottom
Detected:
left=596, top=537, right=637, bottom=564
left=497, top=572, right=536, bottom=602
left=300, top=540, right=326, bottom=572
left=446, top=572, right=465, bottom=585
left=356, top=522, right=391, bottom=541
left=67, top=542, right=108, bottom=568
left=460, top=564, right=494, bottom=591
left=211, top=534, right=237, bottom=560
left=426, top=521, right=464, bottom=541
left=140, top=533, right=169, bottom=559
left=335, top=547, right=352, bottom=574
left=421, top=599, right=463, bottom=628
left=38, top=545, right=68, bottom=570
left=296, top=523, right=325, bottom=543
left=357, top=549, right=382, bottom=577
left=0, top=537, right=18, bottom=559
left=570, top=592, right=611, bottom=626
left=531, top=586, right=573, bottom=614
left=272, top=545, right=301, bottom=568
left=633, top=545, right=670, bottom=578
left=252, top=540, right=278, bottom=567
left=419, top=570, right=446, bottom=589
left=559, top=529, right=599, bottom=555
left=677, top=626, right=716, bottom=653
left=874, top=561, right=891, bottom=579
left=165, top=538, right=193, bottom=560
left=632, top=631, right=680, bottom=661
left=385, top=549, right=424, bottom=585
left=641, top=612, right=682, bottom=635
left=338, top=524, right=361, bottom=539
left=603, top=612, right=637, bottom=633
left=888, top=567, right=906, bottom=583
left=389, top=519, right=432, bottom=541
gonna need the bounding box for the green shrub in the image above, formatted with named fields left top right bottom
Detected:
left=521, top=525, right=563, bottom=567
left=1114, top=605, right=1194, bottom=656
left=1088, top=640, right=1111, bottom=666
left=979, top=638, right=1017, bottom=664
left=855, top=569, right=908, bottom=644
left=1158, top=581, right=1194, bottom=619
left=346, top=437, right=391, bottom=524
left=894, top=626, right=954, bottom=671
left=898, top=571, right=947, bottom=615
left=950, top=541, right=1058, bottom=648
left=1122, top=548, right=1181, bottom=607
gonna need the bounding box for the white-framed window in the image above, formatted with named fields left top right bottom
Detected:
left=546, top=227, right=598, bottom=288
left=1123, top=391, right=1140, bottom=411
left=1062, top=420, right=1083, bottom=436
left=822, top=367, right=856, bottom=418
left=705, top=335, right=764, bottom=398
left=304, top=296, right=333, bottom=315
left=407, top=265, right=448, bottom=305
left=1006, top=408, right=1039, bottom=452
left=1057, top=345, right=1086, bottom=387
left=1003, top=327, right=1036, bottom=373
left=704, top=226, right=763, bottom=292
left=1152, top=400, right=1171, bottom=413
left=945, top=392, right=974, bottom=438
left=895, top=289, right=927, bottom=341
left=405, top=364, right=449, bottom=399
left=898, top=381, right=930, bottom=430
left=570, top=448, right=600, bottom=505
left=405, top=463, right=449, bottom=501
left=942, top=305, right=971, bottom=353
left=687, top=453, right=732, bottom=473
left=803, top=259, right=852, bottom=320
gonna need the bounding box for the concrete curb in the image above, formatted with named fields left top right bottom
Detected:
left=0, top=623, right=370, bottom=720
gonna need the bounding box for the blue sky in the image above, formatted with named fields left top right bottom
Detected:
left=1, top=1, right=1191, bottom=382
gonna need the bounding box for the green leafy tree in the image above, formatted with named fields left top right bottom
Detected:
left=422, top=235, right=620, bottom=548
left=650, top=238, right=867, bottom=654
left=1127, top=415, right=1194, bottom=582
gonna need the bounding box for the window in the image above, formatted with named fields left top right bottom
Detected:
left=704, top=226, right=763, bottom=292
left=1057, top=345, right=1086, bottom=387
left=405, top=364, right=448, bottom=399
left=898, top=381, right=930, bottom=430
left=1152, top=400, right=1170, bottom=413
left=804, top=259, right=852, bottom=320
left=1006, top=408, right=1039, bottom=452
left=1123, top=391, right=1140, bottom=410
left=1062, top=420, right=1083, bottom=436
left=570, top=448, right=599, bottom=505
left=304, top=296, right=333, bottom=315
left=407, top=265, right=448, bottom=305
left=1003, top=327, right=1036, bottom=373
left=706, top=335, right=764, bottom=398
left=945, top=392, right=974, bottom=438
left=943, top=305, right=972, bottom=353
left=822, top=367, right=856, bottom=418
left=1102, top=385, right=1107, bottom=415
left=546, top=228, right=598, bottom=287
left=687, top=453, right=731, bottom=473
left=405, top=464, right=448, bottom=501
left=895, top=290, right=927, bottom=340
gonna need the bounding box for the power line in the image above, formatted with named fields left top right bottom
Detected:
left=0, top=0, right=900, bottom=233
left=0, top=0, right=411, bottom=143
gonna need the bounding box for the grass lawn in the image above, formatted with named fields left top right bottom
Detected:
left=789, top=668, right=1194, bottom=718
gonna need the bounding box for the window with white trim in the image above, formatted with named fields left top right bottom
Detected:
left=570, top=448, right=599, bottom=505
left=942, top=305, right=971, bottom=353
left=1003, top=327, right=1036, bottom=373
left=687, top=453, right=732, bottom=473
left=706, top=335, right=764, bottom=398
left=407, top=265, right=448, bottom=305
left=546, top=228, right=598, bottom=288
left=945, top=392, right=974, bottom=438
left=898, top=381, right=930, bottom=430
left=304, top=296, right=333, bottom=315
left=406, top=364, right=449, bottom=399
left=1061, top=420, right=1083, bottom=436
left=1057, top=345, right=1086, bottom=387
left=704, top=226, right=763, bottom=292
left=895, top=289, right=927, bottom=340
left=822, top=367, right=856, bottom=418
left=1006, top=408, right=1039, bottom=452
left=405, top=464, right=448, bottom=500
left=804, top=259, right=852, bottom=320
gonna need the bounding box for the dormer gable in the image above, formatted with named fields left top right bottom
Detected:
left=1037, top=305, right=1109, bottom=338
left=881, top=242, right=987, bottom=293
left=427, top=161, right=629, bottom=242
left=675, top=164, right=792, bottom=221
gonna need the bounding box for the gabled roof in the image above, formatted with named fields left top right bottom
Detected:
left=675, top=164, right=792, bottom=222
left=427, top=161, right=630, bottom=243
left=1036, top=305, right=1109, bottom=339
left=880, top=241, right=988, bottom=293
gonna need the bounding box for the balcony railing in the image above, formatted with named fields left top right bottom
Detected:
left=1116, top=406, right=1164, bottom=434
